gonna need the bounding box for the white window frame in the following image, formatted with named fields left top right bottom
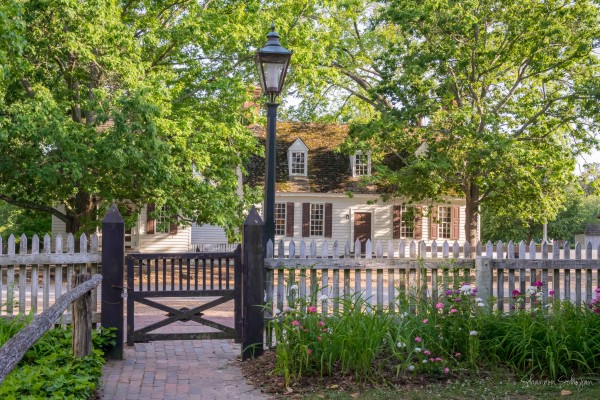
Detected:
left=274, top=203, right=287, bottom=236
left=290, top=151, right=306, bottom=175
left=310, top=203, right=324, bottom=237
left=351, top=152, right=371, bottom=177
left=438, top=206, right=452, bottom=239
left=287, top=138, right=309, bottom=177
left=399, top=205, right=415, bottom=239
left=156, top=205, right=170, bottom=234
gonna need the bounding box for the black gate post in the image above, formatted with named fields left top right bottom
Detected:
left=101, top=205, right=125, bottom=360
left=241, top=207, right=265, bottom=360
left=233, top=244, right=242, bottom=343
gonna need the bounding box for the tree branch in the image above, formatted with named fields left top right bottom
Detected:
left=0, top=195, right=70, bottom=224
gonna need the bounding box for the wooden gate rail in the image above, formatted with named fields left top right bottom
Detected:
left=126, top=249, right=241, bottom=345
left=0, top=274, right=102, bottom=385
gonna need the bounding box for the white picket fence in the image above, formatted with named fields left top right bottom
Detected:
left=0, top=233, right=101, bottom=322
left=264, top=238, right=600, bottom=319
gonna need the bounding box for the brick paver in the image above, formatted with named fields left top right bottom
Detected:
left=101, top=339, right=269, bottom=400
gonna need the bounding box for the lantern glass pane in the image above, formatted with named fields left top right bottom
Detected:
left=264, top=62, right=284, bottom=93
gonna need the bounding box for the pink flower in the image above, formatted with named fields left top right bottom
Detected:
left=534, top=281, right=544, bottom=287
left=422, top=319, right=428, bottom=324
left=549, top=290, right=555, bottom=296
left=436, top=302, right=444, bottom=309
left=415, top=337, right=422, bottom=343
left=423, top=350, right=431, bottom=355
left=444, top=367, right=449, bottom=374
left=291, top=320, right=300, bottom=326
left=318, top=320, right=325, bottom=326
left=454, top=352, right=461, bottom=358
left=450, top=308, right=458, bottom=313
left=317, top=336, right=322, bottom=342
left=307, top=348, right=312, bottom=354
left=512, top=290, right=521, bottom=297
left=307, top=306, right=317, bottom=313
left=435, top=357, right=442, bottom=362
left=429, top=357, right=435, bottom=362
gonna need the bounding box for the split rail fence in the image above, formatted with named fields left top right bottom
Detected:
left=264, top=238, right=600, bottom=319
left=0, top=233, right=101, bottom=323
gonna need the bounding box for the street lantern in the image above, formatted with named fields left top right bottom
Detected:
left=255, top=23, right=292, bottom=249
left=255, top=22, right=293, bottom=102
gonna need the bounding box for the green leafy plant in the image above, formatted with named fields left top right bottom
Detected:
left=0, top=319, right=116, bottom=399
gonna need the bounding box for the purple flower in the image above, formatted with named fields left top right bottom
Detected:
left=549, top=290, right=555, bottom=296
left=512, top=290, right=521, bottom=297
left=454, top=297, right=462, bottom=302
left=445, top=289, right=453, bottom=296
left=471, top=288, right=478, bottom=294
left=595, top=286, right=600, bottom=293
left=533, top=281, right=544, bottom=287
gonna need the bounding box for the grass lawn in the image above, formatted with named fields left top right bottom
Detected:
left=300, top=375, right=600, bottom=399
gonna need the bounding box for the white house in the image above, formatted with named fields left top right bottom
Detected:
left=52, top=122, right=473, bottom=253
left=239, top=122, right=469, bottom=255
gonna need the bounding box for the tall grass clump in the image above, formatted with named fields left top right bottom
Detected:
left=268, top=267, right=600, bottom=386
left=270, top=289, right=391, bottom=385
left=482, top=284, right=600, bottom=380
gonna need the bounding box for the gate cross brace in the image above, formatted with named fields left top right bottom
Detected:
left=134, top=296, right=235, bottom=336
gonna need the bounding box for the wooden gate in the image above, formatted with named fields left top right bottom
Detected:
left=126, top=247, right=241, bottom=345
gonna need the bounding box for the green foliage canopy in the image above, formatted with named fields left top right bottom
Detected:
left=0, top=0, right=274, bottom=235
left=346, top=0, right=600, bottom=243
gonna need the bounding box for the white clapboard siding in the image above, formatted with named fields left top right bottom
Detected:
left=191, top=223, right=228, bottom=244
left=138, top=206, right=192, bottom=252
left=0, top=233, right=100, bottom=323
left=271, top=193, right=466, bottom=257
left=264, top=238, right=600, bottom=319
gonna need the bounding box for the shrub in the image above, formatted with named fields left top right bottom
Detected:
left=0, top=317, right=115, bottom=399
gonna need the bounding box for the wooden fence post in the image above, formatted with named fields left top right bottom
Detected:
left=72, top=273, right=92, bottom=357
left=242, top=207, right=265, bottom=360
left=234, top=244, right=243, bottom=343
left=101, top=205, right=124, bottom=360
left=475, top=257, right=492, bottom=306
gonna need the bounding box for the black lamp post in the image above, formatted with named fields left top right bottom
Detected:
left=255, top=23, right=292, bottom=248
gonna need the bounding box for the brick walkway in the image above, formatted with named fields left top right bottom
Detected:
left=101, top=339, right=269, bottom=400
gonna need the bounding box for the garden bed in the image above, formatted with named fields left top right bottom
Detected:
left=0, top=317, right=115, bottom=399
left=241, top=279, right=600, bottom=399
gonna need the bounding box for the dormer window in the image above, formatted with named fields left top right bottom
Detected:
left=351, top=152, right=371, bottom=177
left=288, top=138, right=308, bottom=176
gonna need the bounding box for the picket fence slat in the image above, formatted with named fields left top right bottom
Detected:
left=1, top=233, right=100, bottom=322
left=263, top=238, right=599, bottom=315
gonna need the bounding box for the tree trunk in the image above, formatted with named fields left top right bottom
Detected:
left=464, top=182, right=480, bottom=250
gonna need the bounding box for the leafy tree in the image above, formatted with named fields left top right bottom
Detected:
left=0, top=0, right=273, bottom=236
left=345, top=0, right=600, bottom=245
left=0, top=202, right=50, bottom=238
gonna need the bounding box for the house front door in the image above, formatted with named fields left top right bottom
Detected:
left=353, top=212, right=372, bottom=251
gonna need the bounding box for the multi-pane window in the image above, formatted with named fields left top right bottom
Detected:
left=310, top=204, right=324, bottom=236
left=275, top=203, right=286, bottom=236
left=291, top=152, right=305, bottom=175
left=354, top=153, right=370, bottom=176
left=438, top=206, right=452, bottom=239
left=400, top=206, right=414, bottom=238
left=156, top=205, right=170, bottom=234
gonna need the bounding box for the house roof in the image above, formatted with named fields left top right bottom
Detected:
left=584, top=223, right=600, bottom=236
left=246, top=122, right=376, bottom=193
